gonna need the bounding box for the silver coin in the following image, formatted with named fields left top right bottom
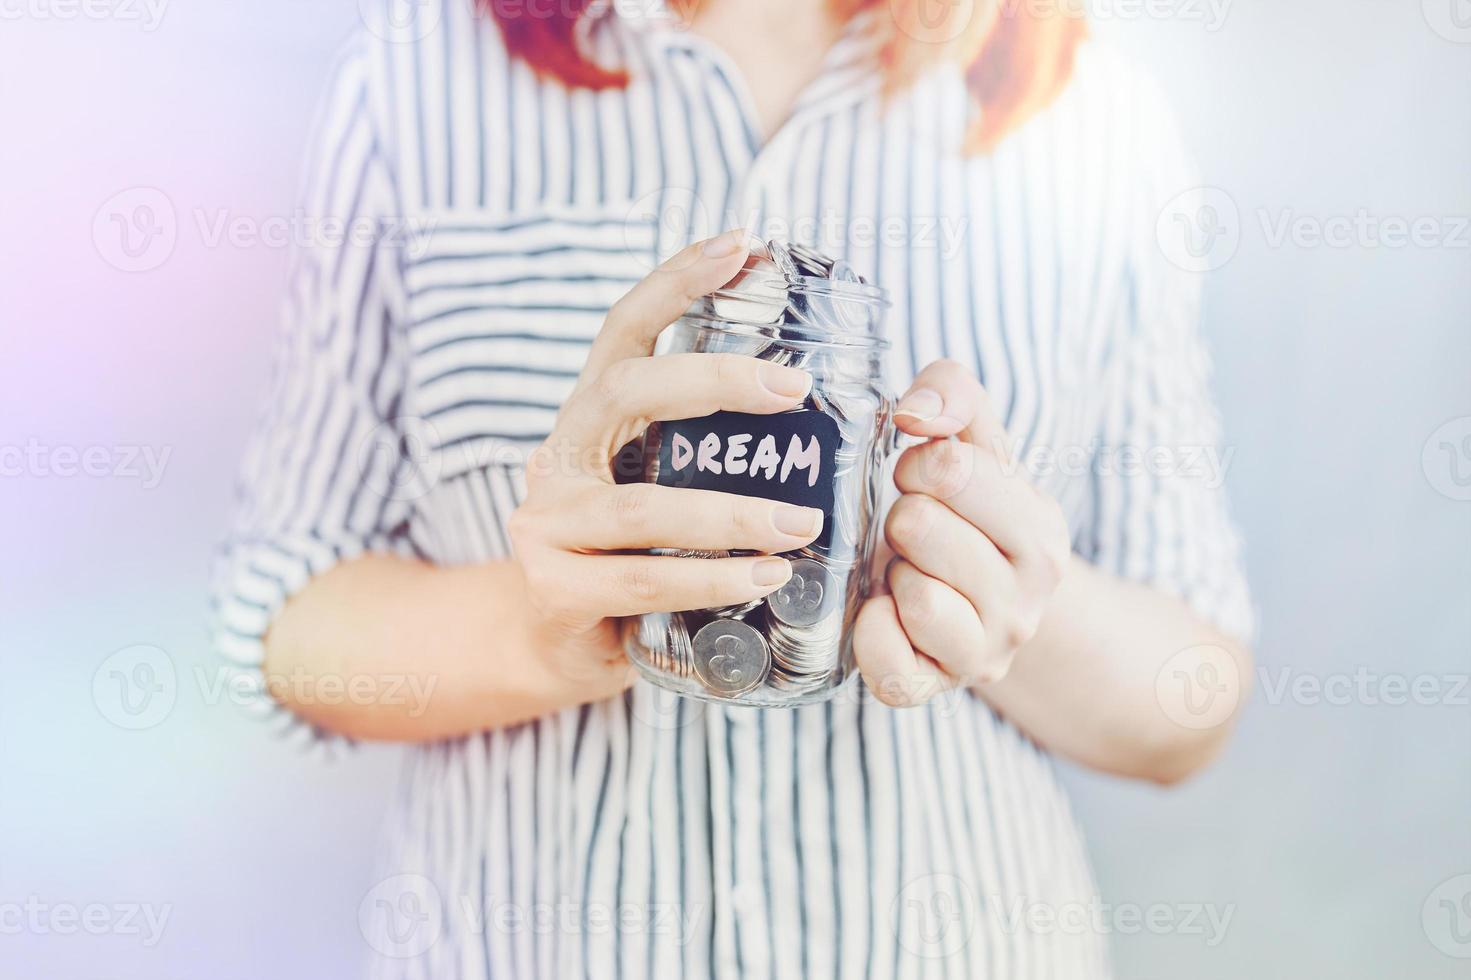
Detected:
left=709, top=597, right=763, bottom=620
left=767, top=558, right=840, bottom=628
left=691, top=620, right=770, bottom=696
left=766, top=239, right=801, bottom=281
left=788, top=243, right=835, bottom=277
left=666, top=614, right=694, bottom=679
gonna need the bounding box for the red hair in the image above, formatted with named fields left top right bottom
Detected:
left=479, top=0, right=1087, bottom=152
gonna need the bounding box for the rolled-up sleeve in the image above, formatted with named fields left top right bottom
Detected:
left=211, top=41, right=415, bottom=741
left=1076, top=70, right=1255, bottom=643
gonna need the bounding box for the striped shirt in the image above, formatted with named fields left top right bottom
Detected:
left=213, top=2, right=1253, bottom=977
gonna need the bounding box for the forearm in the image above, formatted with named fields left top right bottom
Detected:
left=261, top=554, right=625, bottom=742
left=977, top=555, right=1253, bottom=784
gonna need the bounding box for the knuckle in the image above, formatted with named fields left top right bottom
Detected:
left=976, top=652, right=1015, bottom=686
left=615, top=564, right=661, bottom=603
left=899, top=578, right=945, bottom=635
left=506, top=505, right=537, bottom=549
left=1001, top=609, right=1040, bottom=650
left=608, top=483, right=656, bottom=528
left=709, top=353, right=745, bottom=390
left=931, top=358, right=970, bottom=382
left=924, top=442, right=974, bottom=499
left=727, top=495, right=758, bottom=540
left=592, top=360, right=634, bottom=407
left=872, top=677, right=918, bottom=708
left=886, top=494, right=936, bottom=551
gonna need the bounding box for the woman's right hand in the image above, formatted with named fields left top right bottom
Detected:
left=506, top=229, right=827, bottom=698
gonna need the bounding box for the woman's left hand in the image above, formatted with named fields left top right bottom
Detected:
left=854, top=360, right=1073, bottom=706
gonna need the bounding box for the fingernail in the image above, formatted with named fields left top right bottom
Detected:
left=774, top=505, right=822, bottom=538
left=759, top=363, right=812, bottom=399
left=894, top=388, right=943, bottom=422
left=702, top=228, right=748, bottom=259
left=752, top=557, right=792, bottom=588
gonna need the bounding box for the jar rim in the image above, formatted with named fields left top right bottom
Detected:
left=686, top=272, right=892, bottom=350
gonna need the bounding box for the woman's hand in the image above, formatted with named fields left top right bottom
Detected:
left=854, top=360, right=1072, bottom=707
left=507, top=229, right=826, bottom=699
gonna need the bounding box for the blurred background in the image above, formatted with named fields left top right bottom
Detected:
left=1, top=1, right=1467, bottom=977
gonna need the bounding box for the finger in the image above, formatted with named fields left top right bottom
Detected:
left=887, top=559, right=993, bottom=683
left=894, top=439, right=1068, bottom=588
left=853, top=594, right=951, bottom=707
left=535, top=552, right=793, bottom=623
left=541, top=483, right=823, bottom=553
left=891, top=358, right=1010, bottom=453
left=884, top=492, right=1018, bottom=622
left=579, top=229, right=752, bottom=383
left=555, top=352, right=812, bottom=454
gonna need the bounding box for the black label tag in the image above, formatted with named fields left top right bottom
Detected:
left=654, top=410, right=840, bottom=521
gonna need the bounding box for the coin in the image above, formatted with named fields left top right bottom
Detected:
left=691, top=620, right=770, bottom=696
left=767, top=558, right=839, bottom=628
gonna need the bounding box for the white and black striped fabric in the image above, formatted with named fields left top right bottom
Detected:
left=213, top=2, right=1252, bottom=977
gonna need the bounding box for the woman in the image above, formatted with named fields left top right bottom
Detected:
left=214, top=0, right=1254, bottom=976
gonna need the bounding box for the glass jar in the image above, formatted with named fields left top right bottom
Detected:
left=626, top=241, right=894, bottom=707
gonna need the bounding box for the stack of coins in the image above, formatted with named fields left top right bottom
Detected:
left=638, top=613, right=696, bottom=680
left=641, top=239, right=885, bottom=700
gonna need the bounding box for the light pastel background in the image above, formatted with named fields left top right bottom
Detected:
left=1, top=2, right=1468, bottom=977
